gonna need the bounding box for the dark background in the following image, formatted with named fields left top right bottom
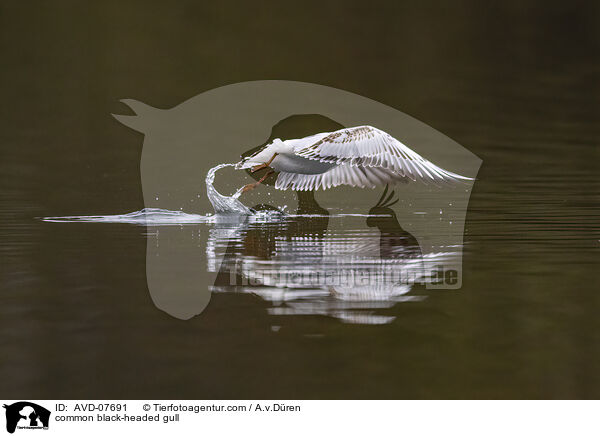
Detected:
left=2, top=1, right=598, bottom=213
left=1, top=1, right=599, bottom=398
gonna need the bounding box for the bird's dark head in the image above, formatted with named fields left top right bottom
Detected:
left=367, top=185, right=399, bottom=229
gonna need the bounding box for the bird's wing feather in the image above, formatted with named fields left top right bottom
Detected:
left=275, top=164, right=408, bottom=191
left=294, top=125, right=473, bottom=185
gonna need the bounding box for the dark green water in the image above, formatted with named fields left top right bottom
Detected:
left=1, top=1, right=599, bottom=398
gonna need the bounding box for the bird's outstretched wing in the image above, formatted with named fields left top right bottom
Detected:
left=293, top=125, right=473, bottom=185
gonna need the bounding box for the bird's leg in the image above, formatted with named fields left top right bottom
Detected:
left=242, top=169, right=274, bottom=193
left=251, top=153, right=278, bottom=172
left=265, top=152, right=278, bottom=166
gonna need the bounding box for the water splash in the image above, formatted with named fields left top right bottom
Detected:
left=41, top=208, right=211, bottom=225
left=205, top=163, right=252, bottom=215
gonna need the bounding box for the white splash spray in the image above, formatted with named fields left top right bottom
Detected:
left=205, top=163, right=252, bottom=215
left=41, top=208, right=210, bottom=225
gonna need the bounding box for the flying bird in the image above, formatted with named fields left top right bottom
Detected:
left=239, top=125, right=473, bottom=192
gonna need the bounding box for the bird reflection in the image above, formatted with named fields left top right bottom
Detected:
left=367, top=185, right=422, bottom=260
left=209, top=208, right=427, bottom=324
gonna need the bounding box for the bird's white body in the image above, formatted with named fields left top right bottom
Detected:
left=246, top=136, right=335, bottom=174
left=241, top=126, right=472, bottom=191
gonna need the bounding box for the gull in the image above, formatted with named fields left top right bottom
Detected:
left=239, top=125, right=473, bottom=192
